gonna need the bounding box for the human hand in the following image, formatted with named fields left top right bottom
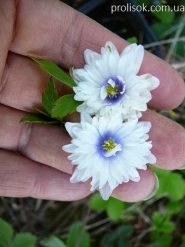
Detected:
left=0, top=0, right=185, bottom=202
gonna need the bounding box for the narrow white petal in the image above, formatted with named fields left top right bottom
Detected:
left=107, top=79, right=116, bottom=87
left=84, top=49, right=101, bottom=65
left=100, top=85, right=107, bottom=100
left=62, top=144, right=76, bottom=153
left=80, top=112, right=92, bottom=124
left=99, top=182, right=113, bottom=200
left=65, top=122, right=79, bottom=138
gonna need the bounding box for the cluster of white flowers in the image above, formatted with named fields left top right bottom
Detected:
left=63, top=42, right=160, bottom=200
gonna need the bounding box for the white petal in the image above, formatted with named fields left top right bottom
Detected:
left=100, top=85, right=107, bottom=100
left=62, top=144, right=76, bottom=153
left=84, top=49, right=101, bottom=65
left=99, top=182, right=113, bottom=200
left=81, top=112, right=92, bottom=124
left=107, top=78, right=116, bottom=87
left=65, top=122, right=79, bottom=138
left=103, top=144, right=122, bottom=157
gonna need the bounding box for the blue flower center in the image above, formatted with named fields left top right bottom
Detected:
left=105, top=76, right=126, bottom=103
left=97, top=131, right=122, bottom=158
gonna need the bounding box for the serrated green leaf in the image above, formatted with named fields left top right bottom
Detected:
left=106, top=197, right=124, bottom=221
left=67, top=222, right=90, bottom=247
left=152, top=212, right=175, bottom=233
left=33, top=107, right=50, bottom=117
left=0, top=218, right=13, bottom=247
left=152, top=211, right=170, bottom=226
left=40, top=236, right=66, bottom=247
left=11, top=233, right=37, bottom=247
left=42, top=77, right=58, bottom=115
left=31, top=57, right=76, bottom=88
left=20, top=114, right=59, bottom=124
left=52, top=94, right=82, bottom=119
left=89, top=193, right=108, bottom=211
left=156, top=222, right=175, bottom=233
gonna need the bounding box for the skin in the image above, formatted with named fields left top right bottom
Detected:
left=0, top=0, right=185, bottom=202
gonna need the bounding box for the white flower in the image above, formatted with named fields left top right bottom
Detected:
left=62, top=113, right=156, bottom=200
left=72, top=42, right=159, bottom=118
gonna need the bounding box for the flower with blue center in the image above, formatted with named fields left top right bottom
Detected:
left=62, top=113, right=156, bottom=200
left=72, top=42, right=159, bottom=118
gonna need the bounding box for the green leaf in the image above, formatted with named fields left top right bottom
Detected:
left=20, top=114, right=59, bottom=124
left=89, top=193, right=108, bottom=211
left=127, top=37, right=137, bottom=44
left=156, top=222, right=175, bottom=233
left=167, top=201, right=182, bottom=214
left=150, top=167, right=185, bottom=201
left=52, top=94, right=82, bottom=119
left=152, top=211, right=169, bottom=227
left=100, top=225, right=133, bottom=247
left=150, top=231, right=173, bottom=246
left=0, top=218, right=13, bottom=247
left=42, top=77, right=58, bottom=115
left=159, top=234, right=173, bottom=247
left=151, top=22, right=171, bottom=39
left=31, top=57, right=76, bottom=88
left=151, top=5, right=174, bottom=23
left=40, top=236, right=67, bottom=247
left=182, top=234, right=185, bottom=243
left=33, top=107, right=50, bottom=117
left=174, top=41, right=185, bottom=58
left=11, top=233, right=37, bottom=247
left=152, top=212, right=175, bottom=233
left=116, top=225, right=133, bottom=238
left=67, top=222, right=90, bottom=247
left=164, top=173, right=185, bottom=201
left=106, top=197, right=124, bottom=221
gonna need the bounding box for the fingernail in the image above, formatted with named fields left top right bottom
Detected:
left=178, top=164, right=185, bottom=170
left=144, top=173, right=159, bottom=201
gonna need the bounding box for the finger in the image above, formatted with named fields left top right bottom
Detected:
left=1, top=105, right=185, bottom=175
left=0, top=105, right=178, bottom=201
left=1, top=52, right=72, bottom=112
left=142, top=109, right=185, bottom=170
left=113, top=168, right=157, bottom=202
left=0, top=0, right=15, bottom=82
left=0, top=104, right=73, bottom=174
left=2, top=0, right=183, bottom=111
left=0, top=149, right=91, bottom=200
left=0, top=149, right=156, bottom=202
